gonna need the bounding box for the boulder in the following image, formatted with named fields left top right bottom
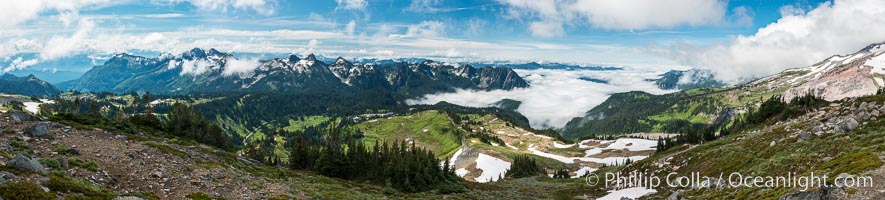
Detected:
left=855, top=111, right=870, bottom=122
left=799, top=131, right=811, bottom=140
left=6, top=154, right=47, bottom=173
left=0, top=171, right=15, bottom=183
left=65, top=148, right=80, bottom=155
left=769, top=141, right=776, bottom=147
left=57, top=157, right=69, bottom=168
left=872, top=109, right=881, bottom=117
left=24, top=122, right=50, bottom=137
left=667, top=190, right=684, bottom=200
left=839, top=118, right=859, bottom=132
left=9, top=111, right=31, bottom=122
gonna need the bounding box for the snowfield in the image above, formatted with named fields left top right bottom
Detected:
left=604, top=138, right=657, bottom=151
left=528, top=138, right=656, bottom=164
left=22, top=99, right=54, bottom=114
left=473, top=153, right=511, bottom=183
left=598, top=187, right=657, bottom=200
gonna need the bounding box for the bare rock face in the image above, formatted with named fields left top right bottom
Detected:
left=751, top=43, right=885, bottom=102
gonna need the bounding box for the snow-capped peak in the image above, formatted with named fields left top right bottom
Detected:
left=335, top=57, right=349, bottom=65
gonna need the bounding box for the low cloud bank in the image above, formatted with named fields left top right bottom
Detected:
left=407, top=68, right=673, bottom=129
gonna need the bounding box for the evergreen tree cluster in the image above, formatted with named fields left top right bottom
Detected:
left=468, top=131, right=505, bottom=146
left=285, top=127, right=465, bottom=193
left=165, top=103, right=231, bottom=150
left=505, top=154, right=544, bottom=178
left=552, top=168, right=570, bottom=179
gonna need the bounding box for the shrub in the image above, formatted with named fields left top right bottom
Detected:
left=9, top=140, right=29, bottom=150
left=68, top=157, right=100, bottom=172
left=45, top=174, right=115, bottom=199
left=38, top=157, right=61, bottom=168
left=0, top=181, right=55, bottom=200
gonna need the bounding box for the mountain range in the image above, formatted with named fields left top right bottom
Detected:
left=0, top=73, right=60, bottom=97
left=58, top=48, right=530, bottom=96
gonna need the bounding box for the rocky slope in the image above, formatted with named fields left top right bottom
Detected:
left=750, top=42, right=885, bottom=101
left=600, top=95, right=885, bottom=199
left=59, top=48, right=530, bottom=96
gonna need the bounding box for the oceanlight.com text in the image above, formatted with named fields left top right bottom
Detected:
left=586, top=171, right=873, bottom=191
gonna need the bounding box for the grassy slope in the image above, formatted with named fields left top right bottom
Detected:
left=605, top=97, right=885, bottom=199
left=355, top=110, right=462, bottom=158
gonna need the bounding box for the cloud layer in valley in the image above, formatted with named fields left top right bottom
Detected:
left=407, top=68, right=675, bottom=129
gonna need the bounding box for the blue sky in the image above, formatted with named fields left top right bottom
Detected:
left=2, top=0, right=885, bottom=82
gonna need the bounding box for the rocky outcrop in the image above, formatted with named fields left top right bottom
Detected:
left=6, top=154, right=47, bottom=173
left=24, top=122, right=50, bottom=137
left=9, top=111, right=31, bottom=122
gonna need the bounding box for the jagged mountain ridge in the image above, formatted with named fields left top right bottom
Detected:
left=749, top=42, right=885, bottom=101
left=60, top=48, right=529, bottom=96
left=0, top=73, right=60, bottom=97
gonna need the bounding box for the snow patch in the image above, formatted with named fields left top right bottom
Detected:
left=598, top=187, right=656, bottom=200
left=571, top=167, right=596, bottom=178
left=553, top=142, right=575, bottom=148
left=867, top=53, right=885, bottom=75
left=455, top=168, right=469, bottom=177
left=474, top=153, right=510, bottom=183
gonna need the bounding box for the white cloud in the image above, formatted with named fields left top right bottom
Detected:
left=497, top=0, right=728, bottom=36
left=163, top=0, right=275, bottom=15
left=408, top=68, right=672, bottom=128
left=0, top=0, right=109, bottom=29
left=307, top=39, right=320, bottom=48
left=179, top=59, right=212, bottom=75
left=658, top=0, right=885, bottom=82
left=392, top=21, right=446, bottom=38
left=529, top=20, right=564, bottom=38
left=40, top=18, right=95, bottom=60
left=336, top=0, right=367, bottom=11
left=464, top=18, right=486, bottom=36
left=141, top=13, right=186, bottom=18
left=407, top=0, right=441, bottom=12
left=2, top=57, right=40, bottom=73
left=345, top=20, right=357, bottom=35
left=221, top=57, right=260, bottom=76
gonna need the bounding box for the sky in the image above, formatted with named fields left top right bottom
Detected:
left=3, top=0, right=885, bottom=83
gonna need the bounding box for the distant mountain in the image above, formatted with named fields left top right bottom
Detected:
left=492, top=62, right=623, bottom=71
left=647, top=69, right=726, bottom=90
left=0, top=74, right=60, bottom=97
left=60, top=48, right=529, bottom=96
